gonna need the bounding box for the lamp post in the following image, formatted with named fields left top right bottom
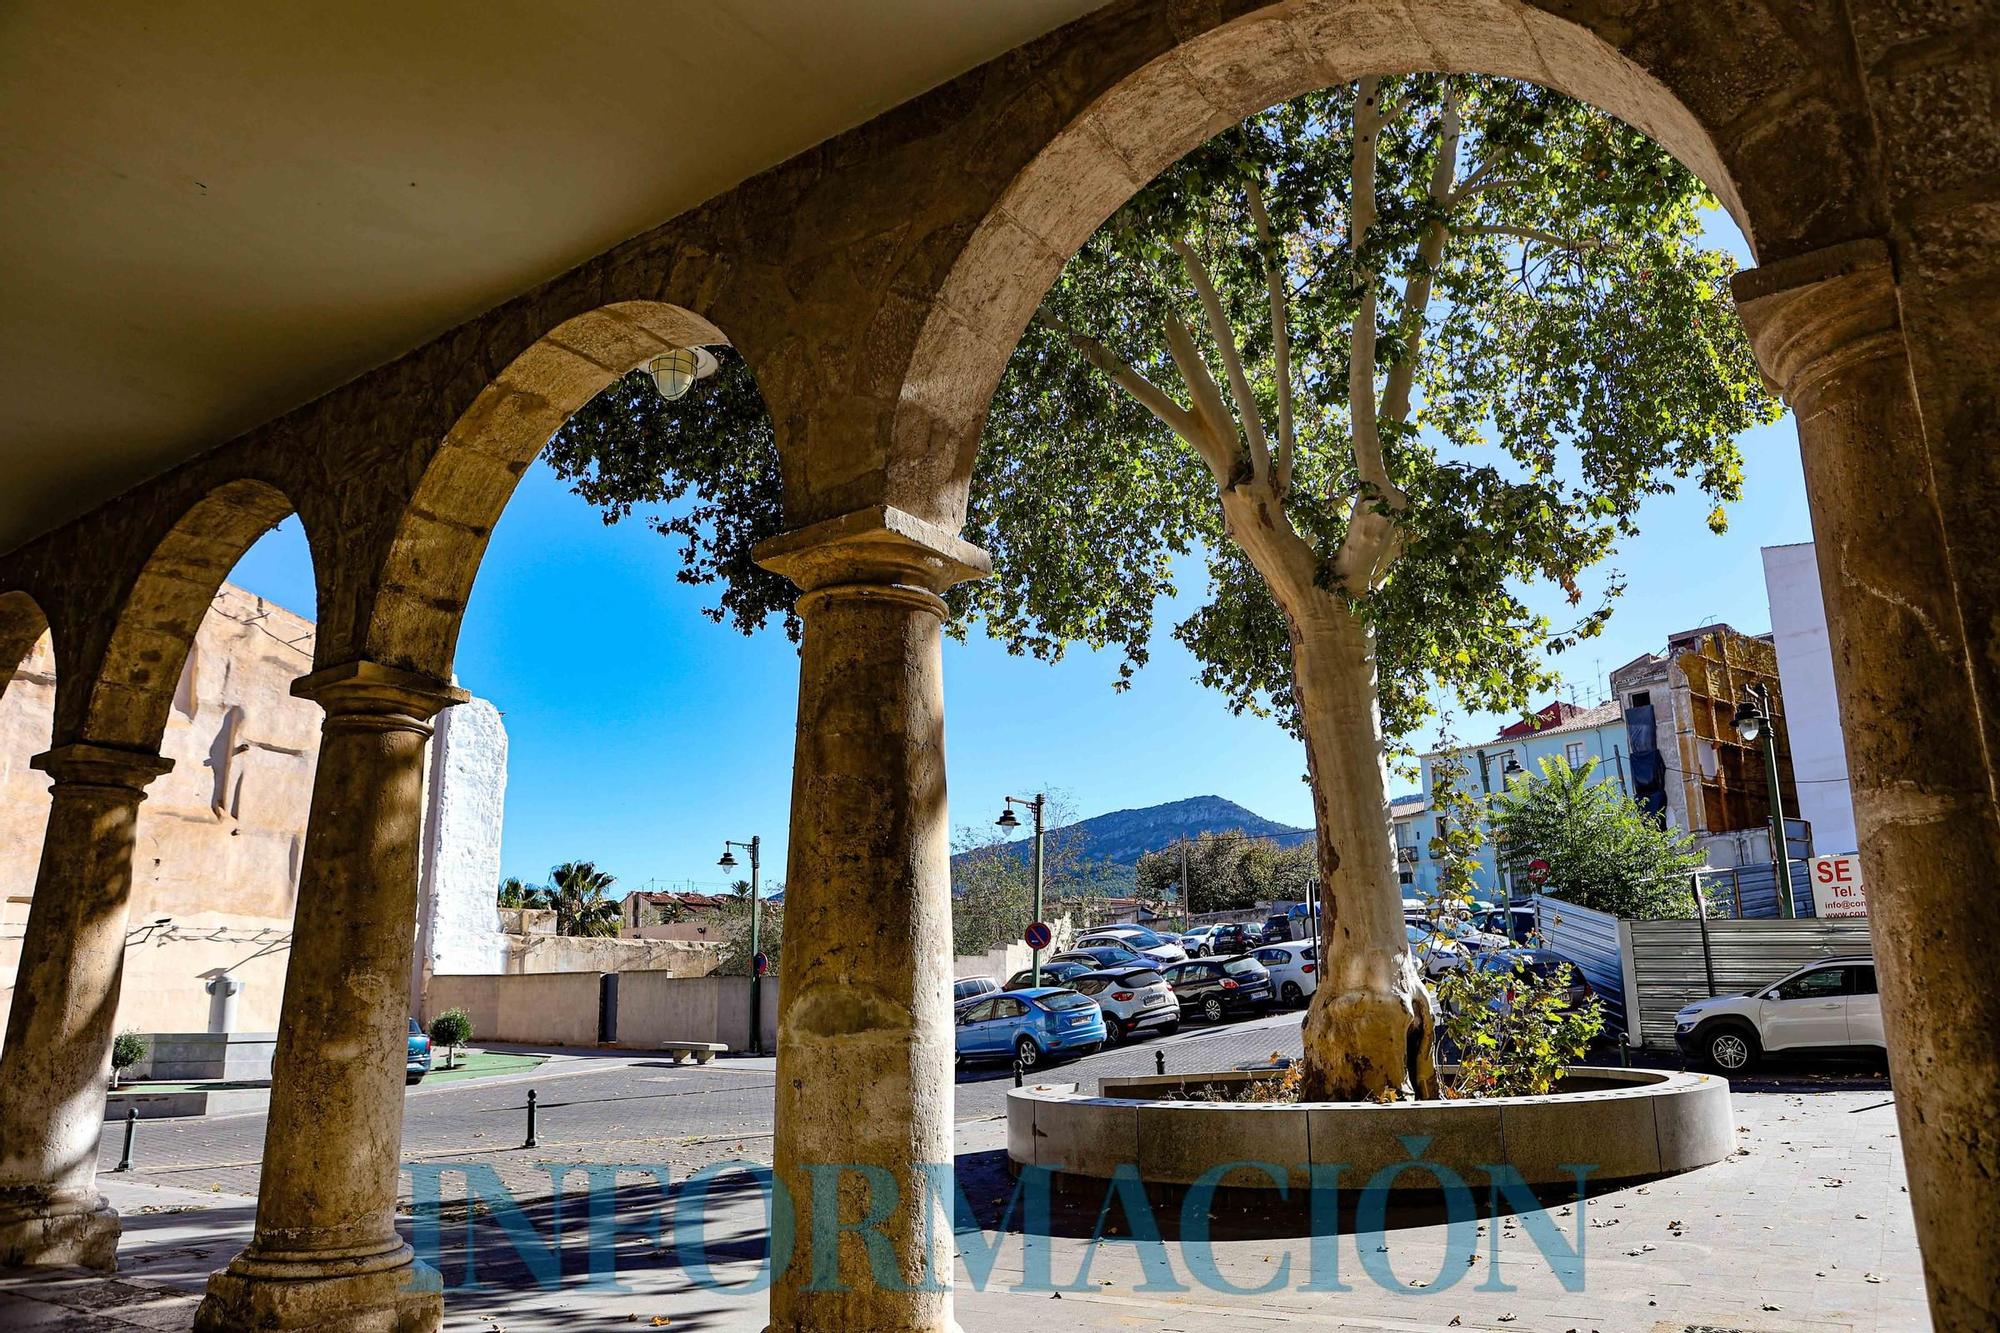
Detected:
left=996, top=794, right=1046, bottom=986
left=1732, top=683, right=1797, bottom=918
left=717, top=836, right=763, bottom=1053
left=1497, top=756, right=1524, bottom=899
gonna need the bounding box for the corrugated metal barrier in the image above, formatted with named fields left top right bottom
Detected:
left=1532, top=896, right=1628, bottom=1035
left=1626, top=916, right=1873, bottom=1048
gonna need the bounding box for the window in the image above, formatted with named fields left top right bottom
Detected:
left=991, top=996, right=1028, bottom=1018
left=1221, top=956, right=1265, bottom=977
left=1039, top=992, right=1095, bottom=1012
left=1772, top=968, right=1851, bottom=1001
left=1124, top=971, right=1166, bottom=988
left=1630, top=690, right=1651, bottom=708
left=1849, top=965, right=1878, bottom=995
left=960, top=999, right=996, bottom=1023
left=1399, top=871, right=1414, bottom=886
left=1071, top=978, right=1105, bottom=996
left=1566, top=741, right=1585, bottom=767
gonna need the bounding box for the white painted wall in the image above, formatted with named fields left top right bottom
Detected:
left=1762, top=543, right=1858, bottom=854
left=415, top=696, right=511, bottom=989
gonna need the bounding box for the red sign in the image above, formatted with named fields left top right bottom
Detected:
left=1024, top=921, right=1053, bottom=950
left=1527, top=858, right=1551, bottom=886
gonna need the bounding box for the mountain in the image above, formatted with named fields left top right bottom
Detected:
left=953, top=795, right=1312, bottom=892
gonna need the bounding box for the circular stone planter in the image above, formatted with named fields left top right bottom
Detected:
left=1006, top=1066, right=1733, bottom=1191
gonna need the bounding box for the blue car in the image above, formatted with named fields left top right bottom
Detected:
left=954, top=987, right=1105, bottom=1070
left=406, top=1018, right=433, bottom=1084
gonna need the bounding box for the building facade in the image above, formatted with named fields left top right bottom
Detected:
left=1410, top=701, right=1630, bottom=900
left=1610, top=624, right=1802, bottom=869
left=1762, top=543, right=1858, bottom=856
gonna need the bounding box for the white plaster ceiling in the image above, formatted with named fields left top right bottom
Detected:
left=0, top=0, right=1108, bottom=554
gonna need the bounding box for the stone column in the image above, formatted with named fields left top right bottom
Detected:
left=1736, top=239, right=2000, bottom=1331
left=755, top=507, right=988, bottom=1333
left=0, top=742, right=172, bottom=1271
left=196, top=661, right=463, bottom=1333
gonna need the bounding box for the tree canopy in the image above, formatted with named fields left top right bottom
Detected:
left=544, top=75, right=1777, bottom=749
left=1133, top=833, right=1315, bottom=914
left=1492, top=755, right=1705, bottom=918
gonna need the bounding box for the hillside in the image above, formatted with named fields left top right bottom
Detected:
left=954, top=795, right=1312, bottom=894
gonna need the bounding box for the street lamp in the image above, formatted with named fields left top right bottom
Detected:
left=1733, top=683, right=1797, bottom=918
left=718, top=836, right=766, bottom=1053
left=996, top=794, right=1046, bottom=986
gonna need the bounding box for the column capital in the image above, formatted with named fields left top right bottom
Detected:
left=754, top=505, right=991, bottom=599
left=291, top=660, right=468, bottom=728
left=30, top=741, right=173, bottom=794
left=1732, top=238, right=1903, bottom=403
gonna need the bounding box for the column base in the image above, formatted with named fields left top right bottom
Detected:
left=194, top=1244, right=442, bottom=1333
left=0, top=1193, right=119, bottom=1272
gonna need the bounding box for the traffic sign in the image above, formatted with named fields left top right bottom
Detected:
left=1527, top=858, right=1551, bottom=886
left=1023, top=921, right=1052, bottom=950
left=752, top=951, right=770, bottom=977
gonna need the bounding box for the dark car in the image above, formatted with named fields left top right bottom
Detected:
left=406, top=1018, right=433, bottom=1084
left=1261, top=913, right=1294, bottom=943
left=1003, top=959, right=1093, bottom=990
left=1162, top=954, right=1274, bottom=1022
left=1463, top=949, right=1596, bottom=1015
left=1203, top=923, right=1260, bottom=956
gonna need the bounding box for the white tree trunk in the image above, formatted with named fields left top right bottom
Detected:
left=1218, top=486, right=1437, bottom=1101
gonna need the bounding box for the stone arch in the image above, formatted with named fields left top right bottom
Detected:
left=0, top=590, right=51, bottom=712
left=76, top=478, right=300, bottom=751
left=883, top=0, right=1875, bottom=525
left=365, top=300, right=733, bottom=680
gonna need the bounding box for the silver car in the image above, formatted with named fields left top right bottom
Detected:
left=1068, top=965, right=1180, bottom=1041
left=1076, top=925, right=1188, bottom=965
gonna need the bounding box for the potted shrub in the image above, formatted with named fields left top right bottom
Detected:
left=110, top=1031, right=149, bottom=1088
left=429, top=1008, right=473, bottom=1070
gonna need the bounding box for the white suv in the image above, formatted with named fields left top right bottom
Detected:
left=1674, top=955, right=1886, bottom=1074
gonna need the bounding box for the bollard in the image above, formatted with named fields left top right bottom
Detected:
left=524, top=1088, right=539, bottom=1149
left=1013, top=1058, right=1025, bottom=1088
left=113, top=1107, right=137, bottom=1173
left=1155, top=1050, right=1166, bottom=1076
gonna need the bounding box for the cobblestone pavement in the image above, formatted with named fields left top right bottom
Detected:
left=14, top=1010, right=1921, bottom=1331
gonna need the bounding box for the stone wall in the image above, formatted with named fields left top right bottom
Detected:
left=1, top=583, right=509, bottom=1040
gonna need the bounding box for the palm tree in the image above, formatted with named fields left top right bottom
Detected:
left=545, top=861, right=622, bottom=938
left=497, top=876, right=548, bottom=909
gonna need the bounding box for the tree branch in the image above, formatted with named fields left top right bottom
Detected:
left=1244, top=172, right=1298, bottom=498
left=1033, top=308, right=1220, bottom=476
left=1158, top=308, right=1244, bottom=484
left=1460, top=223, right=1608, bottom=252
left=1171, top=236, right=1273, bottom=488
left=1380, top=77, right=1463, bottom=430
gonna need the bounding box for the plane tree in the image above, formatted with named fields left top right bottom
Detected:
left=544, top=75, right=1777, bottom=1099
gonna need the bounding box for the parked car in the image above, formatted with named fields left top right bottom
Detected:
left=1475, top=904, right=1539, bottom=943
left=952, top=976, right=1000, bottom=1006
left=1405, top=923, right=1467, bottom=978
left=1202, top=922, right=1260, bottom=956
left=406, top=1018, right=433, bottom=1084
left=1069, top=965, right=1180, bottom=1040
left=1428, top=917, right=1511, bottom=954
left=1261, top=913, right=1295, bottom=943
left=1053, top=944, right=1145, bottom=969
left=1075, top=926, right=1186, bottom=964
left=954, top=987, right=1106, bottom=1069
left=1179, top=925, right=1220, bottom=956
left=1161, top=955, right=1274, bottom=1022
left=1002, top=959, right=1093, bottom=990
left=1674, top=956, right=1885, bottom=1074
left=1458, top=948, right=1596, bottom=1015
left=1253, top=942, right=1318, bottom=1006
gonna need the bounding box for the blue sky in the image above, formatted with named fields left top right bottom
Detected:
left=226, top=210, right=1809, bottom=895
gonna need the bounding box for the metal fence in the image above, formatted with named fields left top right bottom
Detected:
left=1697, top=860, right=1817, bottom=919
left=1532, top=896, right=1628, bottom=1034
left=1531, top=893, right=1872, bottom=1048
left=1625, top=916, right=1874, bottom=1049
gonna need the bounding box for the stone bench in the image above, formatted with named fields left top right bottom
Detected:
left=656, top=1042, right=728, bottom=1065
